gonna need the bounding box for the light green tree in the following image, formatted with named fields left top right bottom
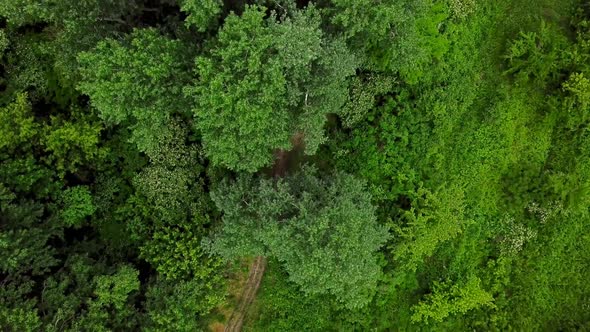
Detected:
left=392, top=185, right=471, bottom=272
left=186, top=5, right=356, bottom=171
left=180, top=0, right=222, bottom=31
left=0, top=93, right=39, bottom=153
left=59, top=186, right=96, bottom=227
left=207, top=167, right=389, bottom=308
left=411, top=276, right=495, bottom=323
left=42, top=108, right=108, bottom=176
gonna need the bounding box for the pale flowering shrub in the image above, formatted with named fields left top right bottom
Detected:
left=450, top=0, right=476, bottom=19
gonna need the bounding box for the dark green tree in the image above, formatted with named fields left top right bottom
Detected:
left=0, top=0, right=141, bottom=99
left=117, top=119, right=221, bottom=284
left=145, top=278, right=224, bottom=331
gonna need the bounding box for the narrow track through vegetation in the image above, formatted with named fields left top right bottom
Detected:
left=224, top=135, right=302, bottom=332
left=224, top=256, right=267, bottom=332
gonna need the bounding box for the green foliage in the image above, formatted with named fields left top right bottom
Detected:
left=340, top=74, right=396, bottom=127
left=411, top=276, right=494, bottom=323
left=0, top=186, right=58, bottom=277
left=3, top=34, right=52, bottom=97
left=39, top=257, right=141, bottom=331
left=145, top=278, right=224, bottom=332
left=0, top=306, right=41, bottom=332
left=0, top=93, right=39, bottom=153
left=504, top=21, right=569, bottom=88
left=0, top=156, right=57, bottom=200
left=78, top=29, right=191, bottom=153
left=187, top=5, right=356, bottom=171
left=449, top=0, right=477, bottom=19
left=505, top=207, right=590, bottom=330
left=42, top=110, right=108, bottom=175
left=187, top=5, right=286, bottom=171
left=59, top=186, right=96, bottom=227
left=295, top=1, right=588, bottom=330
left=562, top=72, right=590, bottom=129
left=0, top=94, right=106, bottom=176
left=392, top=185, right=471, bottom=272
left=0, top=0, right=133, bottom=27
left=2, top=0, right=590, bottom=331
left=244, top=259, right=334, bottom=332
left=0, top=212, right=56, bottom=276
left=0, top=29, right=8, bottom=54
left=327, top=0, right=448, bottom=80
left=91, top=265, right=139, bottom=310
left=208, top=167, right=389, bottom=308
left=180, top=0, right=222, bottom=31
left=0, top=0, right=139, bottom=98
left=118, top=120, right=222, bottom=285
left=328, top=0, right=419, bottom=52
left=140, top=224, right=219, bottom=281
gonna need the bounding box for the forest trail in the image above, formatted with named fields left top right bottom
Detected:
left=223, top=256, right=267, bottom=332
left=223, top=133, right=305, bottom=332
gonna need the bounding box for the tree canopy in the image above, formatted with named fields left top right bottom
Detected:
left=2, top=0, right=590, bottom=330
left=187, top=5, right=356, bottom=171
left=78, top=29, right=192, bottom=153
left=207, top=167, right=388, bottom=308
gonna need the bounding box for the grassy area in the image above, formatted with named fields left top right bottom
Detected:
left=207, top=258, right=254, bottom=332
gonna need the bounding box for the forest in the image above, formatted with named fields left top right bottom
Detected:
left=1, top=0, right=589, bottom=330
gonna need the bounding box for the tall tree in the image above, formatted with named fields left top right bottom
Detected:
left=186, top=4, right=356, bottom=171
left=207, top=167, right=389, bottom=308
left=78, top=29, right=192, bottom=153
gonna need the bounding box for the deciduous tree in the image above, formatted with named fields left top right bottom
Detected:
left=207, top=167, right=389, bottom=308
left=78, top=29, right=192, bottom=153
left=187, top=5, right=356, bottom=171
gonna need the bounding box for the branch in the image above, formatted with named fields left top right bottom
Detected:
left=100, top=17, right=130, bottom=26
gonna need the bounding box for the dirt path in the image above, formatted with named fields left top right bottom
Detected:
left=223, top=134, right=304, bottom=332
left=223, top=256, right=267, bottom=332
